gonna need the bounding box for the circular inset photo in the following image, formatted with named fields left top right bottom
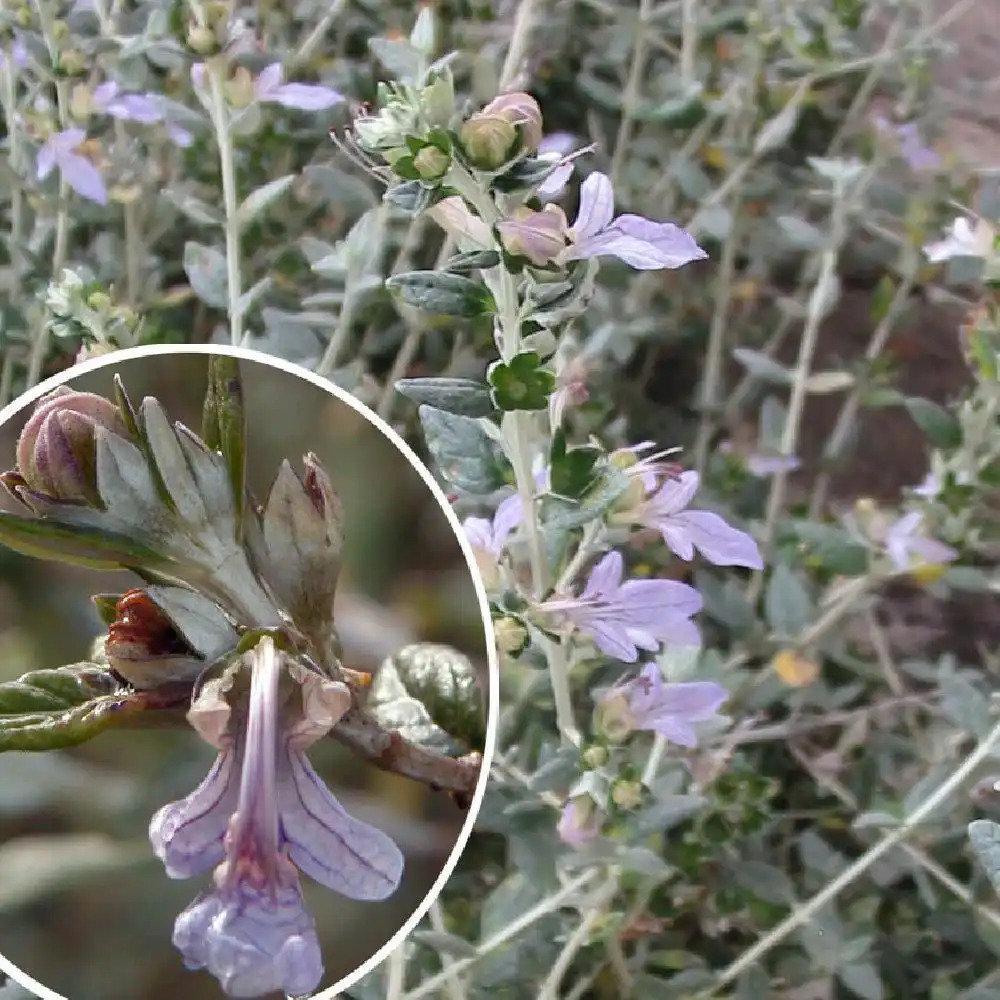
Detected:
left=0, top=347, right=496, bottom=1000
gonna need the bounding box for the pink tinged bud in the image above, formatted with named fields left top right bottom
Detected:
left=557, top=798, right=601, bottom=849
left=497, top=205, right=569, bottom=265
left=480, top=92, right=544, bottom=153
left=16, top=386, right=128, bottom=503
left=257, top=455, right=343, bottom=629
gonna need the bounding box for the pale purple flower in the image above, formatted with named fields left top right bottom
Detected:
left=0, top=35, right=29, bottom=71
left=874, top=116, right=941, bottom=172
left=462, top=493, right=523, bottom=556
left=92, top=80, right=163, bottom=124
left=562, top=172, right=708, bottom=270
left=537, top=550, right=702, bottom=662
left=36, top=128, right=107, bottom=205
left=166, top=123, right=195, bottom=148
left=151, top=639, right=403, bottom=998
left=745, top=453, right=801, bottom=478
left=536, top=132, right=581, bottom=199
left=254, top=63, right=344, bottom=111
left=497, top=204, right=568, bottom=265
left=557, top=799, right=601, bottom=849
left=912, top=471, right=942, bottom=499
left=884, top=511, right=957, bottom=572
left=923, top=216, right=995, bottom=263
left=613, top=441, right=683, bottom=493
left=633, top=470, right=763, bottom=569
left=610, top=662, right=728, bottom=747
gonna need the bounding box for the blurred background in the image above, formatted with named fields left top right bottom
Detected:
left=0, top=351, right=489, bottom=1000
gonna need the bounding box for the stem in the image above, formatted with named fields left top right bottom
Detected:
left=693, top=197, right=741, bottom=474
left=538, top=872, right=619, bottom=1000
left=696, top=714, right=1000, bottom=998
left=291, top=0, right=349, bottom=70
left=206, top=66, right=243, bottom=346
left=498, top=0, right=542, bottom=91
left=386, top=943, right=408, bottom=1000
left=448, top=162, right=580, bottom=745
left=401, top=871, right=600, bottom=1000
left=807, top=254, right=918, bottom=518
left=746, top=177, right=855, bottom=604
left=610, top=0, right=654, bottom=184
left=679, top=0, right=697, bottom=86
left=428, top=900, right=467, bottom=1000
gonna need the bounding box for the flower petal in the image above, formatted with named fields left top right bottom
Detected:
left=253, top=62, right=284, bottom=98
left=107, top=93, right=163, bottom=124
left=618, top=578, right=704, bottom=626
left=173, top=881, right=323, bottom=999
left=60, top=152, right=109, bottom=205
left=648, top=470, right=700, bottom=517
left=278, top=747, right=404, bottom=901
left=586, top=619, right=640, bottom=661
left=569, top=222, right=707, bottom=270
left=149, top=750, right=239, bottom=878
left=670, top=510, right=763, bottom=569
left=580, top=550, right=624, bottom=600
left=462, top=516, right=494, bottom=551
left=572, top=172, right=615, bottom=240
left=267, top=83, right=344, bottom=111
left=656, top=680, right=729, bottom=720
left=491, top=492, right=524, bottom=552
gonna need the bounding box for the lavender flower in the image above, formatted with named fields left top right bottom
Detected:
left=884, top=511, right=957, bottom=573
left=497, top=205, right=568, bottom=265
left=630, top=470, right=763, bottom=569
left=150, top=638, right=403, bottom=998
left=462, top=493, right=523, bottom=557
left=557, top=798, right=601, bottom=848
left=923, top=217, right=995, bottom=263
left=536, top=132, right=580, bottom=199
left=536, top=550, right=702, bottom=662
left=253, top=63, right=344, bottom=111
left=745, top=453, right=801, bottom=478
left=912, top=471, right=942, bottom=499
left=36, top=128, right=108, bottom=205
left=562, top=172, right=707, bottom=270
left=597, top=662, right=727, bottom=747
left=874, top=116, right=941, bottom=172
left=92, top=81, right=163, bottom=124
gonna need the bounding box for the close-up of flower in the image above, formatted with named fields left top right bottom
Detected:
left=535, top=550, right=702, bottom=661
left=36, top=128, right=108, bottom=204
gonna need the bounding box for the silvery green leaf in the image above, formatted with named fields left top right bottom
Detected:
left=183, top=241, right=229, bottom=309
left=760, top=396, right=787, bottom=445
left=301, top=164, right=377, bottom=211
left=754, top=99, right=802, bottom=155
left=409, top=4, right=437, bottom=58
left=808, top=270, right=841, bottom=321
left=446, top=250, right=502, bottom=272
left=732, top=347, right=792, bottom=385
left=385, top=180, right=437, bottom=216
left=387, top=270, right=496, bottom=317
left=236, top=276, right=273, bottom=318
left=395, top=377, right=496, bottom=417
left=201, top=354, right=246, bottom=538
left=808, top=157, right=866, bottom=186
left=629, top=794, right=706, bottom=838
left=142, top=397, right=209, bottom=528
left=144, top=586, right=240, bottom=660
left=804, top=370, right=855, bottom=393
left=903, top=396, right=963, bottom=449
left=380, top=644, right=485, bottom=751
left=940, top=671, right=992, bottom=739
left=366, top=655, right=462, bottom=756
left=237, top=174, right=296, bottom=230
left=344, top=208, right=385, bottom=274
left=765, top=564, right=814, bottom=637
left=418, top=405, right=507, bottom=495
left=970, top=820, right=1000, bottom=896
left=690, top=203, right=732, bottom=241
left=229, top=102, right=263, bottom=137
left=0, top=510, right=170, bottom=572
left=777, top=215, right=824, bottom=250
left=539, top=465, right=630, bottom=533
left=410, top=931, right=477, bottom=959
left=369, top=36, right=422, bottom=82
left=0, top=664, right=185, bottom=752
left=162, top=188, right=223, bottom=226
left=527, top=748, right=581, bottom=792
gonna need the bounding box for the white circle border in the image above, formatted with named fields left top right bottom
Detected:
left=0, top=343, right=500, bottom=1000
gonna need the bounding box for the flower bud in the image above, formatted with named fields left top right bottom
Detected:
left=420, top=74, right=455, bottom=129
left=480, top=92, right=544, bottom=154
left=413, top=145, right=451, bottom=181
left=16, top=386, right=128, bottom=504
left=582, top=744, right=608, bottom=769
left=494, top=616, right=528, bottom=656
left=459, top=113, right=518, bottom=170
left=186, top=23, right=218, bottom=55
left=104, top=586, right=239, bottom=689
left=256, top=454, right=343, bottom=632
left=611, top=779, right=643, bottom=811
left=497, top=205, right=568, bottom=266
left=557, top=797, right=601, bottom=849
left=593, top=689, right=634, bottom=744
